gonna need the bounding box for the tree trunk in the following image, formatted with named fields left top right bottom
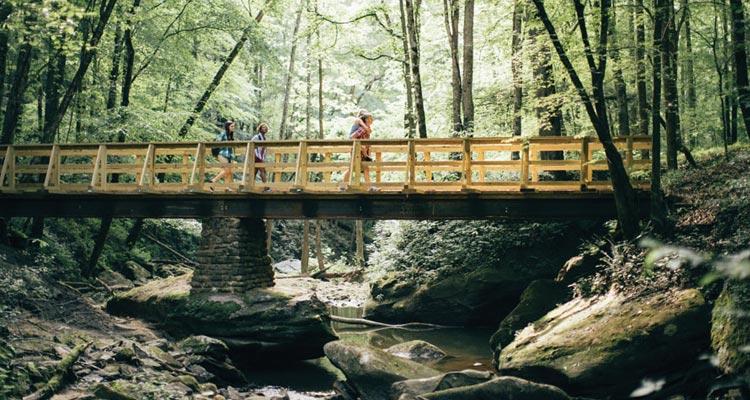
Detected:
left=355, top=220, right=364, bottom=269
left=634, top=0, right=649, bottom=136
left=461, top=0, right=475, bottom=132
left=531, top=0, right=641, bottom=239
left=528, top=19, right=563, bottom=138
left=663, top=0, right=680, bottom=170
left=107, top=24, right=123, bottom=110
left=179, top=10, right=265, bottom=137
left=279, top=2, right=304, bottom=140
left=1, top=42, right=33, bottom=144
left=0, top=4, right=12, bottom=115
left=651, top=0, right=667, bottom=228
left=315, top=221, right=324, bottom=269
left=42, top=0, right=118, bottom=140
left=442, top=0, right=462, bottom=133
left=43, top=43, right=66, bottom=142
left=125, top=218, right=144, bottom=248
left=681, top=0, right=696, bottom=109
left=399, top=0, right=417, bottom=137
left=610, top=5, right=631, bottom=136
left=301, top=220, right=310, bottom=274
left=730, top=0, right=750, bottom=139
left=85, top=216, right=114, bottom=277
left=511, top=0, right=524, bottom=139
left=404, top=0, right=427, bottom=138
left=121, top=0, right=142, bottom=108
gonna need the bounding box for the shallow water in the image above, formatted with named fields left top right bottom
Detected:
left=243, top=306, right=494, bottom=397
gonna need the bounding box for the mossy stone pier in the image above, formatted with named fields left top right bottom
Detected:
left=192, top=218, right=274, bottom=293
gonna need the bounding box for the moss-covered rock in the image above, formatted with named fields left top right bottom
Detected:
left=390, top=369, right=494, bottom=399
left=364, top=222, right=589, bottom=326
left=497, top=288, right=710, bottom=397
left=418, top=376, right=572, bottom=400
left=711, top=280, right=750, bottom=379
left=106, top=273, right=337, bottom=361
left=324, top=340, right=439, bottom=400
left=385, top=340, right=446, bottom=363
left=489, top=279, right=570, bottom=356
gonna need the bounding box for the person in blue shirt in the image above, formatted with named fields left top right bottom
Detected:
left=210, top=121, right=235, bottom=188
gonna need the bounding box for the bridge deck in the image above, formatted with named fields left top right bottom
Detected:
left=0, top=136, right=651, bottom=219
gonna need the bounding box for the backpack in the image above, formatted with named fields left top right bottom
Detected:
left=211, top=132, right=223, bottom=157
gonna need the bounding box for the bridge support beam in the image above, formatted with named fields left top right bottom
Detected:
left=192, top=218, right=274, bottom=294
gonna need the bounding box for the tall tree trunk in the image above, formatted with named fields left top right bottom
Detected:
left=1, top=42, right=33, bottom=144
left=279, top=2, right=304, bottom=140
left=85, top=216, right=113, bottom=277
left=651, top=0, right=667, bottom=228
left=634, top=0, right=649, bottom=136
left=681, top=0, right=696, bottom=109
left=528, top=22, right=563, bottom=137
left=442, top=0, right=462, bottom=133
left=253, top=63, right=263, bottom=120
left=43, top=0, right=119, bottom=140
left=121, top=0, right=141, bottom=108
left=314, top=221, right=324, bottom=270
left=302, top=220, right=310, bottom=274
left=399, top=0, right=416, bottom=137
left=461, top=0, right=475, bottom=132
left=306, top=30, right=313, bottom=140
left=107, top=24, right=123, bottom=110
left=125, top=218, right=144, bottom=248
left=43, top=43, right=66, bottom=142
left=355, top=220, right=364, bottom=269
left=179, top=10, right=265, bottom=137
left=610, top=5, right=631, bottom=136
left=730, top=0, right=750, bottom=139
left=511, top=0, right=524, bottom=139
left=404, top=0, right=427, bottom=138
left=0, top=3, right=12, bottom=115
left=531, top=0, right=641, bottom=239
left=663, top=0, right=680, bottom=169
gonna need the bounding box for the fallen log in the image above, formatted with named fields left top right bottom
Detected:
left=24, top=341, right=92, bottom=400
left=329, top=315, right=454, bottom=331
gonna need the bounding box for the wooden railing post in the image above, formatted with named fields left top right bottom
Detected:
left=520, top=143, right=530, bottom=190
left=324, top=152, right=332, bottom=183
left=375, top=151, right=382, bottom=184
left=349, top=140, right=362, bottom=189
left=189, top=143, right=205, bottom=191
left=0, top=146, right=14, bottom=191
left=138, top=144, right=155, bottom=191
left=424, top=151, right=432, bottom=182
left=580, top=137, right=590, bottom=190
left=241, top=142, right=255, bottom=191
left=407, top=140, right=416, bottom=189
left=462, top=139, right=472, bottom=189
left=626, top=135, right=634, bottom=174
left=294, top=141, right=308, bottom=190
left=90, top=145, right=107, bottom=191
left=273, top=153, right=282, bottom=184
left=44, top=145, right=60, bottom=190
left=477, top=151, right=485, bottom=182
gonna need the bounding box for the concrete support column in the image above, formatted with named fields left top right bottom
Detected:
left=191, top=218, right=274, bottom=293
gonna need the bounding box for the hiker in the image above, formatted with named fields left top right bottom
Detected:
left=341, top=112, right=377, bottom=190
left=252, top=123, right=268, bottom=183
left=210, top=120, right=235, bottom=188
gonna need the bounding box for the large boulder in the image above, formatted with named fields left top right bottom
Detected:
left=417, top=376, right=572, bottom=400
left=106, top=273, right=337, bottom=361
left=489, top=279, right=570, bottom=357
left=390, top=369, right=494, bottom=399
left=323, top=341, right=439, bottom=400
left=712, top=280, right=750, bottom=379
left=497, top=288, right=710, bottom=398
left=385, top=340, right=447, bottom=363
left=364, top=222, right=590, bottom=326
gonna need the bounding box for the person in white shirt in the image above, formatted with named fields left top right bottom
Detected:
left=252, top=123, right=268, bottom=183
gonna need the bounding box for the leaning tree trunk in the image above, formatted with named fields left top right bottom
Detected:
left=120, top=0, right=141, bottom=108
left=85, top=216, right=114, bottom=277
left=651, top=0, right=667, bottom=228
left=461, top=0, right=475, bottom=132
left=179, top=10, right=265, bottom=137
left=404, top=0, right=428, bottom=138
left=681, top=0, right=696, bottom=109
left=279, top=1, right=304, bottom=140
left=663, top=0, right=680, bottom=170
left=610, top=5, right=631, bottom=136
left=442, top=0, right=463, bottom=133
left=0, top=3, right=12, bottom=115
left=730, top=0, right=750, bottom=139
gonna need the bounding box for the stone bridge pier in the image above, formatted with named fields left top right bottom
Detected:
left=191, top=218, right=274, bottom=293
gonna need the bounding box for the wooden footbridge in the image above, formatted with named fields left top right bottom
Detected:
left=0, top=136, right=651, bottom=220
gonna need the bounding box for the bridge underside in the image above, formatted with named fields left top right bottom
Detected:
left=0, top=191, right=650, bottom=220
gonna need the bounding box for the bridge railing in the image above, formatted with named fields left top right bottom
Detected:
left=0, top=136, right=651, bottom=194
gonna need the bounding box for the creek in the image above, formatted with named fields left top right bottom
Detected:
left=242, top=305, right=494, bottom=399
